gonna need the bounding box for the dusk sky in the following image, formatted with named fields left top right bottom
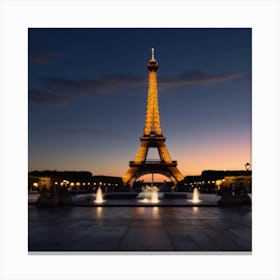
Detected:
left=28, top=28, right=251, bottom=178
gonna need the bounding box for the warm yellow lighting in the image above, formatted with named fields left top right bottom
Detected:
left=141, top=198, right=150, bottom=203
left=122, top=51, right=184, bottom=185
left=94, top=187, right=105, bottom=204
left=151, top=187, right=159, bottom=203
left=215, top=179, right=222, bottom=187
left=193, top=207, right=199, bottom=214
left=188, top=188, right=201, bottom=203
left=70, top=182, right=75, bottom=187
left=76, top=182, right=80, bottom=186
left=152, top=206, right=160, bottom=218
left=33, top=182, right=38, bottom=187
left=139, top=186, right=160, bottom=203
left=96, top=207, right=103, bottom=219
left=135, top=207, right=145, bottom=216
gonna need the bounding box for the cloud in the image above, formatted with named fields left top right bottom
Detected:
left=43, top=74, right=146, bottom=94
left=62, top=128, right=131, bottom=139
left=29, top=70, right=239, bottom=108
left=159, top=70, right=240, bottom=89
left=43, top=71, right=238, bottom=94
left=29, top=52, right=62, bottom=64
left=28, top=88, right=71, bottom=107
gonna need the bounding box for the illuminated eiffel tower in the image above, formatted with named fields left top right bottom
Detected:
left=123, top=49, right=184, bottom=186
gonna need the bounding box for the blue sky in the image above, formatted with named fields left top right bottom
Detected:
left=28, top=28, right=251, bottom=177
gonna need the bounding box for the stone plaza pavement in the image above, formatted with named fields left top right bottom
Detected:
left=28, top=204, right=251, bottom=252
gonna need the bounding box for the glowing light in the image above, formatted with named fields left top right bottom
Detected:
left=245, top=162, right=250, bottom=171
left=135, top=207, right=145, bottom=216
left=151, top=187, right=159, bottom=203
left=188, top=187, right=201, bottom=203
left=139, top=186, right=160, bottom=203
left=122, top=51, right=184, bottom=185
left=215, top=180, right=221, bottom=186
left=151, top=47, right=155, bottom=60
left=33, top=182, right=38, bottom=187
left=94, top=186, right=105, bottom=204
left=141, top=198, right=150, bottom=203
left=193, top=207, right=199, bottom=214
left=96, top=207, right=103, bottom=219
left=152, top=206, right=160, bottom=218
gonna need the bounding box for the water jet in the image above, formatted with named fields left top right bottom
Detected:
left=188, top=187, right=201, bottom=203
left=94, top=187, right=105, bottom=204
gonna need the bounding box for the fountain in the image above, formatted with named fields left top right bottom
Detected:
left=138, top=185, right=161, bottom=203
left=151, top=186, right=159, bottom=203
left=94, top=186, right=105, bottom=204
left=188, top=187, right=201, bottom=203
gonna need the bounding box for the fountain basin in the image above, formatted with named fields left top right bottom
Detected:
left=105, top=192, right=138, bottom=199
left=164, top=192, right=188, bottom=199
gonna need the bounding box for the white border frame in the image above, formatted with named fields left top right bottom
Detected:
left=1, top=1, right=279, bottom=279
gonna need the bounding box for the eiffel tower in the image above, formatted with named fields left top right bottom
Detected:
left=123, top=49, right=184, bottom=186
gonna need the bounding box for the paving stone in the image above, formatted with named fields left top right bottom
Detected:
left=168, top=235, right=201, bottom=251
left=28, top=205, right=251, bottom=252
left=118, top=226, right=173, bottom=251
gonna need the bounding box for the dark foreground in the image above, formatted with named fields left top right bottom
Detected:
left=28, top=205, right=251, bottom=252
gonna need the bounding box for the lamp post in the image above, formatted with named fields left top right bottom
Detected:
left=244, top=162, right=251, bottom=193
left=245, top=162, right=250, bottom=171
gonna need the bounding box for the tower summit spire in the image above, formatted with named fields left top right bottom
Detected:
left=151, top=47, right=155, bottom=60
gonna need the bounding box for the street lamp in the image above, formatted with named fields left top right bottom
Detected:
left=245, top=162, right=250, bottom=171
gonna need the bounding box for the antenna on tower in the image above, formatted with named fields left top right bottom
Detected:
left=151, top=48, right=155, bottom=60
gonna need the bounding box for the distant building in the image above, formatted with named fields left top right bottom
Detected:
left=28, top=175, right=52, bottom=191
left=222, top=175, right=252, bottom=191
left=184, top=170, right=252, bottom=193
left=28, top=171, right=124, bottom=191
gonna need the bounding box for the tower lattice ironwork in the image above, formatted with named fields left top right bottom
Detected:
left=122, top=49, right=184, bottom=186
